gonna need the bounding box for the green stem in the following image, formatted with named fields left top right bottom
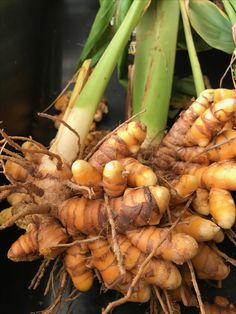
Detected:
left=132, top=0, right=180, bottom=145
left=50, top=0, right=150, bottom=164
left=179, top=0, right=205, bottom=96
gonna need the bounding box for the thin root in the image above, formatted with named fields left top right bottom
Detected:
left=104, top=193, right=125, bottom=275
left=210, top=243, right=236, bottom=267
left=40, top=271, right=67, bottom=314
left=84, top=109, right=146, bottom=161
left=0, top=203, right=51, bottom=230
left=187, top=260, right=205, bottom=314
left=0, top=154, right=34, bottom=175
left=44, top=256, right=61, bottom=297
left=29, top=259, right=51, bottom=290
left=163, top=289, right=174, bottom=314
left=52, top=236, right=103, bottom=248
left=0, top=130, right=63, bottom=169
left=180, top=285, right=189, bottom=306
left=65, top=289, right=81, bottom=302
left=38, top=112, right=80, bottom=152
left=225, top=230, right=236, bottom=246
left=153, top=286, right=168, bottom=314
left=42, top=68, right=80, bottom=113
left=102, top=207, right=187, bottom=314
left=64, top=180, right=95, bottom=199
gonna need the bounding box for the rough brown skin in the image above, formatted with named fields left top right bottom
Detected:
left=155, top=89, right=236, bottom=175
left=88, top=237, right=151, bottom=303
left=2, top=101, right=236, bottom=314
left=114, top=234, right=182, bottom=290
left=8, top=215, right=69, bottom=261
left=191, top=243, right=230, bottom=280
left=58, top=186, right=169, bottom=235
left=170, top=284, right=197, bottom=307
left=203, top=296, right=236, bottom=314
left=89, top=121, right=147, bottom=173
left=126, top=226, right=198, bottom=265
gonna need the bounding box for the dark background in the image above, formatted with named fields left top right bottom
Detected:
left=0, top=0, right=235, bottom=313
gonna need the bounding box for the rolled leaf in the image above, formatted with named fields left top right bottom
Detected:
left=114, top=0, right=133, bottom=88
left=78, top=0, right=116, bottom=66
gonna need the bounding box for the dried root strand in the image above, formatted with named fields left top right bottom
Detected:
left=115, top=234, right=182, bottom=290
left=29, top=259, right=51, bottom=290
left=38, top=112, right=80, bottom=149
left=1, top=155, right=34, bottom=177
left=102, top=209, right=187, bottom=314
left=0, top=203, right=51, bottom=230
left=104, top=193, right=125, bottom=275
left=0, top=129, right=62, bottom=168
left=58, top=186, right=170, bottom=236
left=64, top=180, right=95, bottom=199
left=187, top=260, right=206, bottom=314
left=153, top=286, right=169, bottom=314
left=44, top=256, right=61, bottom=297
left=169, top=283, right=197, bottom=307
left=210, top=243, right=236, bottom=267
left=40, top=270, right=68, bottom=314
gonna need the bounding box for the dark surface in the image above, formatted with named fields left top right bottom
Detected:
left=0, top=1, right=235, bottom=314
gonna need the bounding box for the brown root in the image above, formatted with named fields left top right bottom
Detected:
left=40, top=270, right=68, bottom=314
left=0, top=155, right=34, bottom=175
left=102, top=209, right=186, bottom=314
left=0, top=203, right=51, bottom=230
left=187, top=260, right=206, bottom=314
left=64, top=180, right=95, bottom=199
left=29, top=259, right=51, bottom=290
left=153, top=286, right=169, bottom=314
left=104, top=193, right=125, bottom=275
left=38, top=112, right=81, bottom=154
left=210, top=243, right=236, bottom=267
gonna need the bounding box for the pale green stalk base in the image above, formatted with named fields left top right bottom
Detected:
left=50, top=0, right=150, bottom=164
left=50, top=107, right=94, bottom=162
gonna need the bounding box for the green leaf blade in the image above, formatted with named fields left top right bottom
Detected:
left=188, top=0, right=235, bottom=53
left=78, top=0, right=116, bottom=65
